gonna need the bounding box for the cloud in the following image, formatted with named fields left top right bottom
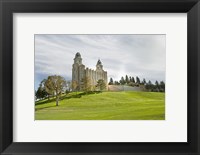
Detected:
left=34, top=34, right=165, bottom=89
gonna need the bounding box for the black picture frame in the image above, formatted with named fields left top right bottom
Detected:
left=0, top=0, right=200, bottom=154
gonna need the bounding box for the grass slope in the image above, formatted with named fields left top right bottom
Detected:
left=35, top=91, right=165, bottom=120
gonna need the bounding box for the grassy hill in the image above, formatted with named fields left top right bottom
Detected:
left=35, top=91, right=165, bottom=120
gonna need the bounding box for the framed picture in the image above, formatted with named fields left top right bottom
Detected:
left=34, top=34, right=166, bottom=121
left=0, top=0, right=199, bottom=154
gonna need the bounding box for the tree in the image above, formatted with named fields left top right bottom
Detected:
left=154, top=80, right=160, bottom=92
left=160, top=81, right=165, bottom=92
left=81, top=76, right=92, bottom=92
left=44, top=75, right=66, bottom=106
left=145, top=80, right=153, bottom=91
left=36, top=86, right=47, bottom=100
left=108, top=78, right=114, bottom=85
left=142, top=78, right=146, bottom=85
left=129, top=76, right=132, bottom=83
left=136, top=76, right=140, bottom=85
left=114, top=81, right=120, bottom=85
left=131, top=77, right=135, bottom=83
left=35, top=79, right=48, bottom=100
left=96, top=79, right=106, bottom=91
left=155, top=80, right=159, bottom=86
left=148, top=80, right=152, bottom=85
left=125, top=75, right=129, bottom=84
left=119, top=76, right=126, bottom=85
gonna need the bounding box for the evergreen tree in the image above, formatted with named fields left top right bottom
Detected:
left=36, top=79, right=48, bottom=100
left=96, top=79, right=106, bottom=91
left=131, top=77, right=135, bottom=83
left=154, top=80, right=160, bottom=92
left=129, top=76, right=132, bottom=83
left=145, top=80, right=153, bottom=91
left=142, top=78, right=146, bottom=85
left=148, top=80, right=152, bottom=85
left=108, top=78, right=114, bottom=85
left=36, top=86, right=47, bottom=100
left=114, top=81, right=120, bottom=85
left=125, top=75, right=129, bottom=84
left=119, top=77, right=126, bottom=85
left=155, top=80, right=159, bottom=86
left=160, top=81, right=165, bottom=92
left=136, top=76, right=140, bottom=85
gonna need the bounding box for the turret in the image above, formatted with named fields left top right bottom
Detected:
left=96, top=59, right=103, bottom=71
left=74, top=52, right=82, bottom=65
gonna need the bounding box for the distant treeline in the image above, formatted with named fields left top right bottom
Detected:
left=108, top=75, right=165, bottom=92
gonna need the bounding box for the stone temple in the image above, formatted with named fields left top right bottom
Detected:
left=72, top=52, right=107, bottom=91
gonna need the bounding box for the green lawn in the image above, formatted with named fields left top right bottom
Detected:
left=35, top=91, right=165, bottom=120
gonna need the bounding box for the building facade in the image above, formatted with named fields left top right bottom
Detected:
left=72, top=52, right=107, bottom=91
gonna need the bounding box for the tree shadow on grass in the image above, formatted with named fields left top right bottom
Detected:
left=35, top=104, right=57, bottom=111
left=61, top=91, right=102, bottom=100
left=35, top=91, right=102, bottom=107
left=35, top=97, right=56, bottom=106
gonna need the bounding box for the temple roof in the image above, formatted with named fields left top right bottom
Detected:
left=75, top=52, right=81, bottom=57
left=97, top=59, right=102, bottom=65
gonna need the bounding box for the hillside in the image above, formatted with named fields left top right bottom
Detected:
left=35, top=91, right=165, bottom=120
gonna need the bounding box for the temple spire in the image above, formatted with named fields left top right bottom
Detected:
left=74, top=52, right=82, bottom=65
left=96, top=59, right=103, bottom=70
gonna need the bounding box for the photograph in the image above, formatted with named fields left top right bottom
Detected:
left=35, top=34, right=166, bottom=120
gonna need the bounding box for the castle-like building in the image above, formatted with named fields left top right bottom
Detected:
left=72, top=52, right=107, bottom=91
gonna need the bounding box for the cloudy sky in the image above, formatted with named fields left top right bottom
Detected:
left=35, top=34, right=165, bottom=90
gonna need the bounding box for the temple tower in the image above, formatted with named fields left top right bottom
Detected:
left=72, top=52, right=85, bottom=91
left=96, top=59, right=103, bottom=71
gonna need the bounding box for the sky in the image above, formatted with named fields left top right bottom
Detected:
left=35, top=34, right=165, bottom=90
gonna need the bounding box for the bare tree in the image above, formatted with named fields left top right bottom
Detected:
left=44, top=75, right=66, bottom=106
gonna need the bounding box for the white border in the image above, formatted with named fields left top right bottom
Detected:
left=13, top=13, right=187, bottom=142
